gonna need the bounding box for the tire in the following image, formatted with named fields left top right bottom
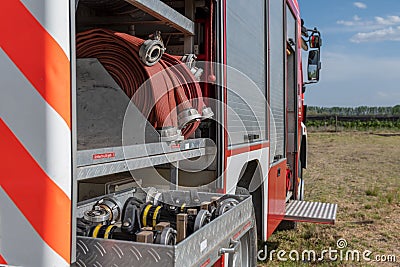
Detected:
left=226, top=226, right=257, bottom=267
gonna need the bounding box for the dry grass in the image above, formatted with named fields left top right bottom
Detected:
left=260, top=132, right=400, bottom=266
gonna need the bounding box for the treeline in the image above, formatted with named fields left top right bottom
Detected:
left=306, top=105, right=400, bottom=131
left=307, top=105, right=400, bottom=116
left=307, top=118, right=400, bottom=130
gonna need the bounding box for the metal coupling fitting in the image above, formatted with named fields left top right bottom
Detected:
left=83, top=206, right=111, bottom=223
left=158, top=126, right=183, bottom=142
left=139, top=39, right=165, bottom=66
left=190, top=66, right=204, bottom=81
left=94, top=197, right=122, bottom=224
left=181, top=54, right=204, bottom=80
left=177, top=108, right=202, bottom=129
left=201, top=106, right=214, bottom=120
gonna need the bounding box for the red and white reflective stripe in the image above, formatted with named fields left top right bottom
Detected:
left=0, top=50, right=71, bottom=196
left=0, top=188, right=69, bottom=267
left=20, top=0, right=71, bottom=59
left=0, top=0, right=71, bottom=128
left=0, top=120, right=71, bottom=265
left=0, top=254, right=6, bottom=264
left=0, top=0, right=71, bottom=265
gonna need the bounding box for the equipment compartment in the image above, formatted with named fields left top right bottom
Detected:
left=75, top=190, right=255, bottom=267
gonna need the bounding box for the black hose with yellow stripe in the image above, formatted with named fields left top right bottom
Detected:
left=140, top=203, right=189, bottom=228
left=91, top=224, right=118, bottom=239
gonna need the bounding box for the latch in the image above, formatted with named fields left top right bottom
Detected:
left=219, top=239, right=240, bottom=256
left=245, top=134, right=260, bottom=142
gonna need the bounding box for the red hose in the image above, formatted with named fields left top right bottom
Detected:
left=76, top=29, right=204, bottom=138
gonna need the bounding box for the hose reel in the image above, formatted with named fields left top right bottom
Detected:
left=77, top=29, right=214, bottom=141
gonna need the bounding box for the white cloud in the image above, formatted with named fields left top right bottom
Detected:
left=337, top=20, right=357, bottom=26
left=337, top=16, right=373, bottom=28
left=354, top=2, right=367, bottom=9
left=336, top=15, right=400, bottom=43
left=337, top=15, right=400, bottom=28
left=375, top=15, right=400, bottom=25
left=351, top=26, right=400, bottom=43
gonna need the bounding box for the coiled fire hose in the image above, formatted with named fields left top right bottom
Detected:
left=76, top=28, right=206, bottom=139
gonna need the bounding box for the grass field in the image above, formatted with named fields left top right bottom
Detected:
left=260, top=132, right=400, bottom=266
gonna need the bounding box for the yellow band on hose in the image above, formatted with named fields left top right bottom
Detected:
left=92, top=224, right=102, bottom=238
left=152, top=206, right=162, bottom=227
left=104, top=225, right=114, bottom=239
left=142, top=204, right=152, bottom=227
left=181, top=203, right=186, bottom=212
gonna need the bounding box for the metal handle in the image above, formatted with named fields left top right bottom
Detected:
left=219, top=239, right=240, bottom=256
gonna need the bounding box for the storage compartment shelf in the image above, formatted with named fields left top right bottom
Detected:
left=78, top=0, right=195, bottom=35
left=77, top=138, right=213, bottom=180
left=125, top=0, right=195, bottom=35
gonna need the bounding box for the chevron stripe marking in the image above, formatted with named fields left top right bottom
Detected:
left=0, top=0, right=71, bottom=128
left=0, top=254, right=7, bottom=264
left=0, top=119, right=71, bottom=263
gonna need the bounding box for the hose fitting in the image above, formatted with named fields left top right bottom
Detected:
left=201, top=106, right=214, bottom=120
left=139, top=39, right=165, bottom=66
left=177, top=108, right=202, bottom=129
left=158, top=126, right=183, bottom=142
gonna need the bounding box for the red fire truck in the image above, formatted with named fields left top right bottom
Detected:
left=0, top=0, right=336, bottom=266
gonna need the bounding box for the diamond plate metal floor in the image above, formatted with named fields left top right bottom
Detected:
left=284, top=200, right=337, bottom=224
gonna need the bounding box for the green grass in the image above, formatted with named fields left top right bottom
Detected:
left=259, top=132, right=400, bottom=267
left=307, top=119, right=400, bottom=131
left=365, top=186, right=379, bottom=197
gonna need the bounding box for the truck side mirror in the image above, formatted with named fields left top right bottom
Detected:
left=307, top=50, right=321, bottom=82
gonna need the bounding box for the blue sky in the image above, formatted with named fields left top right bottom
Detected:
left=298, top=0, right=400, bottom=107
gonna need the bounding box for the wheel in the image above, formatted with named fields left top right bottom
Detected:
left=226, top=226, right=257, bottom=267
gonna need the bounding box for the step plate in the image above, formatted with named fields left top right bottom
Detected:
left=284, top=200, right=337, bottom=224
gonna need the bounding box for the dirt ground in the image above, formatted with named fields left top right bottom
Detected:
left=260, top=132, right=400, bottom=266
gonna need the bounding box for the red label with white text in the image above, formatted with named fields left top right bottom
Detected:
left=93, top=152, right=115, bottom=160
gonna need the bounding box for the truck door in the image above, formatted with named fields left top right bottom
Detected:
left=267, top=0, right=287, bottom=237
left=286, top=4, right=299, bottom=198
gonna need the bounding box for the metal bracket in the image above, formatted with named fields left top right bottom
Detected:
left=190, top=189, right=201, bottom=204
left=219, top=239, right=240, bottom=256
left=125, top=0, right=195, bottom=35
left=170, top=161, right=179, bottom=191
